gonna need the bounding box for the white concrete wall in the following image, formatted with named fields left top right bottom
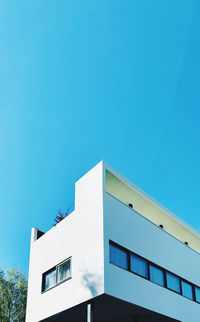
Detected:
left=105, top=170, right=200, bottom=253
left=103, top=191, right=200, bottom=322
left=26, top=161, right=200, bottom=322
left=26, top=162, right=104, bottom=322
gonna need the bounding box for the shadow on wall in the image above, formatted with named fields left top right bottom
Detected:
left=80, top=267, right=103, bottom=297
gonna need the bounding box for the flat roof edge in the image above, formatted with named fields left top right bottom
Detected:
left=103, top=162, right=200, bottom=239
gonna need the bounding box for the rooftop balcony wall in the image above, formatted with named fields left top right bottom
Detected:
left=105, top=170, right=200, bottom=254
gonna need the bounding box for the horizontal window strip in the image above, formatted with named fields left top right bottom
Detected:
left=109, top=241, right=199, bottom=304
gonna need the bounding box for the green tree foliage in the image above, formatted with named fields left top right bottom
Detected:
left=0, top=268, right=27, bottom=322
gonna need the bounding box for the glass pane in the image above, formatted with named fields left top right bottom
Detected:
left=57, top=260, right=71, bottom=283
left=166, top=272, right=180, bottom=293
left=195, top=286, right=200, bottom=303
left=181, top=281, right=193, bottom=300
left=130, top=254, right=148, bottom=278
left=149, top=265, right=164, bottom=286
left=44, top=269, right=56, bottom=291
left=109, top=243, right=128, bottom=270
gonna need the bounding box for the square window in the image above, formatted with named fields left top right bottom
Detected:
left=149, top=265, right=164, bottom=287
left=42, top=258, right=71, bottom=292
left=130, top=254, right=148, bottom=278
left=166, top=272, right=180, bottom=293
left=181, top=281, right=193, bottom=300
left=57, top=259, right=71, bottom=283
left=109, top=243, right=128, bottom=270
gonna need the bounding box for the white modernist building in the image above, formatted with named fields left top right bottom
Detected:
left=26, top=162, right=200, bottom=322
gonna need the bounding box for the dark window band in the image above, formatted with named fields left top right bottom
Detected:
left=109, top=241, right=199, bottom=304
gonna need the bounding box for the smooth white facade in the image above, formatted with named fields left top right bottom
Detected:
left=26, top=162, right=200, bottom=322
left=26, top=163, right=104, bottom=322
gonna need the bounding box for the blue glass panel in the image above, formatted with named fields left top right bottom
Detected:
left=166, top=272, right=180, bottom=293
left=181, top=281, right=193, bottom=300
left=109, top=244, right=128, bottom=270
left=195, top=287, right=200, bottom=303
left=44, top=269, right=56, bottom=291
left=149, top=265, right=164, bottom=287
left=130, top=254, right=148, bottom=278
left=57, top=260, right=71, bottom=283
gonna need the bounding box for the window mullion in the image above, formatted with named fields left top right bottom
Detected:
left=163, top=270, right=167, bottom=288
left=127, top=251, right=131, bottom=272
left=193, top=285, right=196, bottom=302
left=147, top=261, right=150, bottom=281
left=180, top=279, right=183, bottom=296
left=56, top=265, right=59, bottom=284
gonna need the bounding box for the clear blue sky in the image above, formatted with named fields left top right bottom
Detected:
left=0, top=1, right=200, bottom=275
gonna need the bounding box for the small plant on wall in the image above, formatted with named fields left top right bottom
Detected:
left=54, top=204, right=74, bottom=226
